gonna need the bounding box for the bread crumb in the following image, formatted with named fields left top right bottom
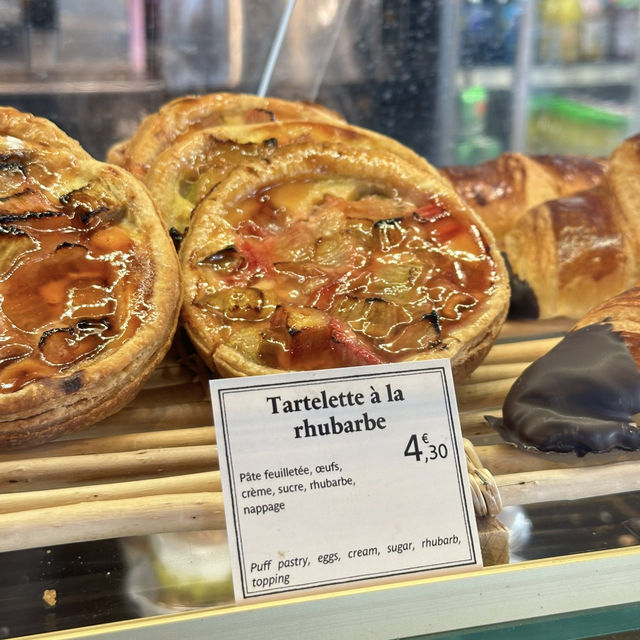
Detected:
left=42, top=589, right=56, bottom=607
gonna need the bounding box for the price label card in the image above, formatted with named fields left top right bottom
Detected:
left=210, top=360, right=482, bottom=601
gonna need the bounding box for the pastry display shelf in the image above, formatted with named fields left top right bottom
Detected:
left=457, top=61, right=640, bottom=92
left=0, top=76, right=165, bottom=96
left=36, top=548, right=640, bottom=640
left=2, top=319, right=640, bottom=639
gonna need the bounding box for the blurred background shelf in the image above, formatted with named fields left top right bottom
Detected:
left=458, top=61, right=639, bottom=91
left=0, top=77, right=165, bottom=95
left=3, top=0, right=640, bottom=164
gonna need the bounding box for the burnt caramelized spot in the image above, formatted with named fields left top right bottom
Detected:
left=0, top=210, right=66, bottom=236
left=38, top=318, right=113, bottom=365
left=55, top=241, right=86, bottom=251
left=169, top=226, right=184, bottom=250
left=0, top=224, right=27, bottom=237
left=0, top=161, right=26, bottom=174
left=59, top=185, right=89, bottom=205
left=80, top=205, right=108, bottom=225
left=0, top=210, right=65, bottom=224
left=245, top=108, right=276, bottom=123
left=38, top=326, right=73, bottom=349
left=373, top=216, right=404, bottom=228
left=0, top=152, right=27, bottom=176
left=61, top=373, right=83, bottom=394
left=199, top=245, right=246, bottom=271
left=423, top=309, right=442, bottom=337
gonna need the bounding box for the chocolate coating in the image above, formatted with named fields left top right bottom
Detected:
left=502, top=252, right=539, bottom=319
left=486, top=323, right=640, bottom=455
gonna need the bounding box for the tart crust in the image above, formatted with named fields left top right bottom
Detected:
left=144, top=119, right=438, bottom=236
left=0, top=108, right=181, bottom=448
left=109, top=92, right=346, bottom=179
left=181, top=143, right=509, bottom=381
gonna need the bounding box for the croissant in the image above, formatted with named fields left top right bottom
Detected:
left=442, top=152, right=605, bottom=244
left=503, top=134, right=640, bottom=320
left=0, top=107, right=181, bottom=448
left=487, top=284, right=640, bottom=455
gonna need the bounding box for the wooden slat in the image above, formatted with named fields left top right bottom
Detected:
left=0, top=471, right=221, bottom=514
left=144, top=363, right=198, bottom=389
left=456, top=377, right=516, bottom=411
left=0, top=426, right=215, bottom=461
left=482, top=336, right=561, bottom=365
left=476, top=444, right=640, bottom=475
left=0, top=492, right=225, bottom=553
left=498, top=460, right=640, bottom=507
left=465, top=361, right=529, bottom=383
left=0, top=320, right=636, bottom=555
left=0, top=445, right=218, bottom=492
left=496, top=317, right=572, bottom=341
left=86, top=400, right=213, bottom=433
left=460, top=410, right=499, bottom=437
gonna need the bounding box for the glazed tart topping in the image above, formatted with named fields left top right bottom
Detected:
left=193, top=178, right=498, bottom=370
left=0, top=183, right=149, bottom=392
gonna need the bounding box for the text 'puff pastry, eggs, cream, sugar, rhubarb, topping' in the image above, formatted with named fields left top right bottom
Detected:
left=180, top=143, right=510, bottom=381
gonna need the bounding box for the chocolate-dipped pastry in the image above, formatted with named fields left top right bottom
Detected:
left=487, top=285, right=640, bottom=455
left=502, top=134, right=640, bottom=320
left=442, top=152, right=605, bottom=245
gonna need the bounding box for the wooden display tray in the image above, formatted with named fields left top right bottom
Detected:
left=1, top=321, right=639, bottom=558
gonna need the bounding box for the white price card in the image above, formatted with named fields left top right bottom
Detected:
left=210, top=360, right=482, bottom=601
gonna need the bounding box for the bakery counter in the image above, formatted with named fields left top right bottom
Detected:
left=1, top=320, right=640, bottom=639
left=1, top=534, right=640, bottom=639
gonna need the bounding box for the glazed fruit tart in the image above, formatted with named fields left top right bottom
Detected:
left=107, top=92, right=346, bottom=180
left=144, top=119, right=435, bottom=239
left=0, top=107, right=181, bottom=448
left=180, top=143, right=509, bottom=381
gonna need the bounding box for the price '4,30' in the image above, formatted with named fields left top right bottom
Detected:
left=404, top=433, right=449, bottom=463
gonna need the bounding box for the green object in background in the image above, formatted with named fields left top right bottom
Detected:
left=527, top=94, right=629, bottom=156
left=455, top=85, right=503, bottom=164
left=459, top=85, right=489, bottom=136
left=455, top=134, right=502, bottom=165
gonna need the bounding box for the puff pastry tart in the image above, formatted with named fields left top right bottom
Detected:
left=107, top=92, right=345, bottom=180
left=488, top=284, right=640, bottom=454
left=442, top=152, right=605, bottom=244
left=181, top=143, right=509, bottom=381
left=504, top=134, right=640, bottom=320
left=144, top=119, right=435, bottom=238
left=0, top=107, right=180, bottom=448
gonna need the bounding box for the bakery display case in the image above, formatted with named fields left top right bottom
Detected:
left=2, top=1, right=640, bottom=639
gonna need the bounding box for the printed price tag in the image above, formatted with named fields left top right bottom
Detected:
left=210, top=360, right=482, bottom=601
